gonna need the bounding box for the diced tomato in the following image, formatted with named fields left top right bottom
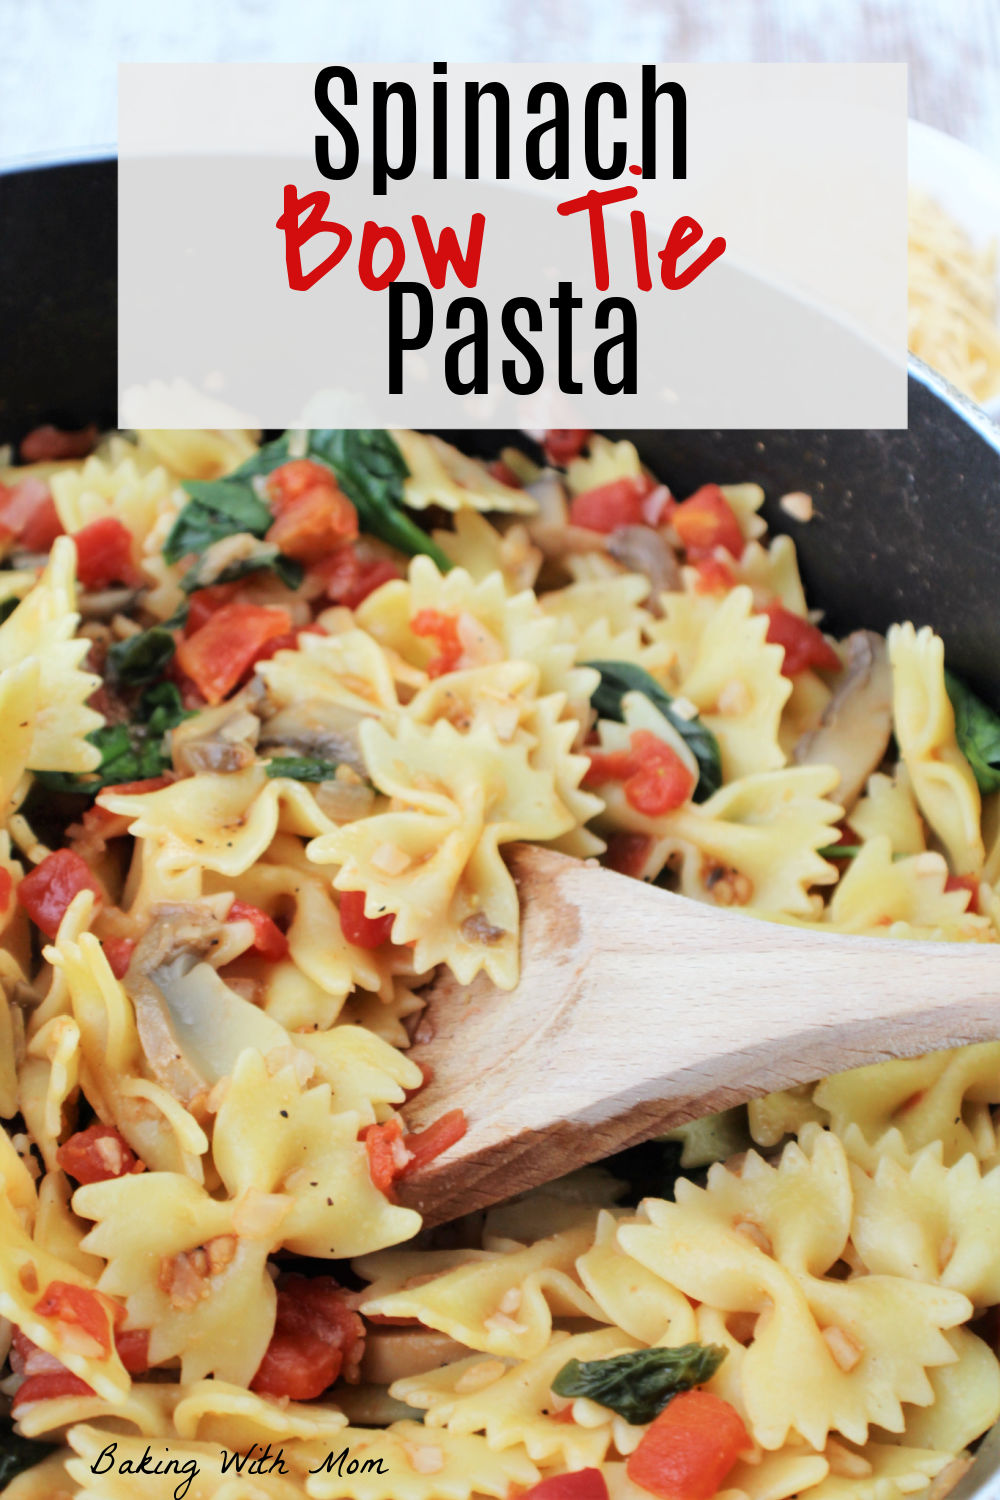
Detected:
left=175, top=602, right=293, bottom=704
left=185, top=581, right=241, bottom=635
left=227, top=898, right=289, bottom=960
left=57, top=1124, right=141, bottom=1184
left=488, top=458, right=523, bottom=489
left=313, top=545, right=403, bottom=610
left=18, top=849, right=102, bottom=939
left=626, top=1390, right=749, bottom=1500
left=266, top=484, right=358, bottom=563
left=101, top=776, right=174, bottom=799
left=12, top=1369, right=94, bottom=1410
left=693, top=556, right=735, bottom=594
left=115, top=1327, right=150, bottom=1374
left=401, top=1109, right=467, bottom=1176
left=604, top=832, right=653, bottom=879
left=19, top=424, right=98, bottom=463
left=411, top=608, right=463, bottom=677
left=251, top=1274, right=365, bottom=1400
left=362, top=1117, right=411, bottom=1197
left=266, top=459, right=337, bottom=513
left=518, top=1471, right=610, bottom=1500
left=762, top=602, right=841, bottom=677
left=249, top=620, right=327, bottom=667
left=569, top=476, right=654, bottom=533
left=625, top=734, right=696, bottom=818
left=543, top=430, right=591, bottom=466
left=72, top=516, right=140, bottom=590
left=585, top=731, right=695, bottom=817
left=672, top=485, right=744, bottom=560
left=339, top=889, right=395, bottom=949
left=945, top=874, right=981, bottom=914
left=0, top=477, right=63, bottom=551
left=0, top=867, right=13, bottom=912
left=264, top=459, right=358, bottom=562
left=34, top=1282, right=119, bottom=1359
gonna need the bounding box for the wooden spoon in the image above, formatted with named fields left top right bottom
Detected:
left=399, top=844, right=1000, bottom=1225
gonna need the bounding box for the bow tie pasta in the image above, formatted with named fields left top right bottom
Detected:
left=0, top=424, right=999, bottom=1500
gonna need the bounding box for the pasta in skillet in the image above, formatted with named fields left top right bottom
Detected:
left=0, top=424, right=999, bottom=1500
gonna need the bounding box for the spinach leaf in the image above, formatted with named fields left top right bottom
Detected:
left=265, top=755, right=341, bottom=782
left=0, top=1425, right=55, bottom=1487
left=586, top=660, right=722, bottom=802
left=307, top=429, right=451, bottom=569
left=35, top=682, right=192, bottom=798
left=0, top=595, right=21, bottom=626
left=552, top=1343, right=727, bottom=1426
left=180, top=539, right=303, bottom=594
left=946, top=670, right=1000, bottom=794
left=163, top=429, right=449, bottom=573
left=163, top=480, right=272, bottom=564
left=107, top=625, right=176, bottom=687
left=818, top=843, right=862, bottom=860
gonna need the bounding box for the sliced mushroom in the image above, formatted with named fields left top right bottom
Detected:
left=258, top=698, right=369, bottom=778
left=793, top=630, right=892, bottom=809
left=78, top=587, right=145, bottom=620
left=171, top=703, right=261, bottom=777
left=360, top=1326, right=475, bottom=1385
left=124, top=905, right=288, bottom=1105
left=606, top=524, right=681, bottom=601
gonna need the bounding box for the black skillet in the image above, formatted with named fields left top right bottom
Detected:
left=4, top=153, right=1000, bottom=1500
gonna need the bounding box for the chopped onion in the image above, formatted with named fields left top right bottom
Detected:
left=315, top=778, right=375, bottom=821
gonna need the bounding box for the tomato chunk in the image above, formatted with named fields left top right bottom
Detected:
left=362, top=1117, right=411, bottom=1196
left=762, top=602, right=841, bottom=676
left=34, top=1281, right=119, bottom=1359
left=0, top=477, right=63, bottom=551
left=72, top=516, right=139, bottom=590
left=20, top=424, right=98, bottom=463
left=488, top=458, right=523, bottom=489
left=693, top=556, right=735, bottom=594
left=585, top=731, right=695, bottom=817
left=266, top=459, right=337, bottom=512
left=227, top=898, right=289, bottom=960
left=411, top=608, right=463, bottom=677
left=626, top=1389, right=749, bottom=1500
left=266, top=484, right=358, bottom=563
left=403, top=1109, right=467, bottom=1175
left=251, top=1274, right=364, bottom=1400
left=185, top=581, right=242, bottom=635
left=175, top=602, right=293, bottom=704
left=672, top=485, right=744, bottom=560
left=339, top=889, right=395, bottom=949
left=569, top=477, right=653, bottom=533
left=544, top=430, right=591, bottom=466
left=604, top=832, right=654, bottom=879
left=314, top=545, right=403, bottom=609
left=0, top=867, right=13, bottom=912
left=945, top=874, right=981, bottom=914
left=12, top=1369, right=94, bottom=1410
left=518, top=1472, right=610, bottom=1500
left=18, top=849, right=102, bottom=939
left=115, top=1327, right=150, bottom=1374
left=57, top=1124, right=141, bottom=1185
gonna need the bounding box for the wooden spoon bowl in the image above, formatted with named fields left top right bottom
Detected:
left=400, top=845, right=1000, bottom=1225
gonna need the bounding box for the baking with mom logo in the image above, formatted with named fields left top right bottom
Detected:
left=88, top=1438, right=388, bottom=1498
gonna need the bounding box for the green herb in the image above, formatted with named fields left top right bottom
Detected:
left=586, top=660, right=722, bottom=802
left=265, top=755, right=341, bottom=782
left=946, top=670, right=1000, bottom=795
left=35, top=682, right=192, bottom=798
left=0, top=595, right=21, bottom=626
left=163, top=479, right=273, bottom=564
left=818, top=844, right=862, bottom=860
left=106, top=625, right=177, bottom=687
left=162, top=429, right=449, bottom=574
left=552, top=1343, right=727, bottom=1426
left=0, top=1425, right=55, bottom=1487
left=180, top=539, right=304, bottom=594
left=307, top=429, right=451, bottom=569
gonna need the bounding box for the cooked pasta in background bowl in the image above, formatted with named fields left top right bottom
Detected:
left=5, top=153, right=1000, bottom=1500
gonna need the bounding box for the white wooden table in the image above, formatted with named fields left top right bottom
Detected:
left=1, top=0, right=999, bottom=165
